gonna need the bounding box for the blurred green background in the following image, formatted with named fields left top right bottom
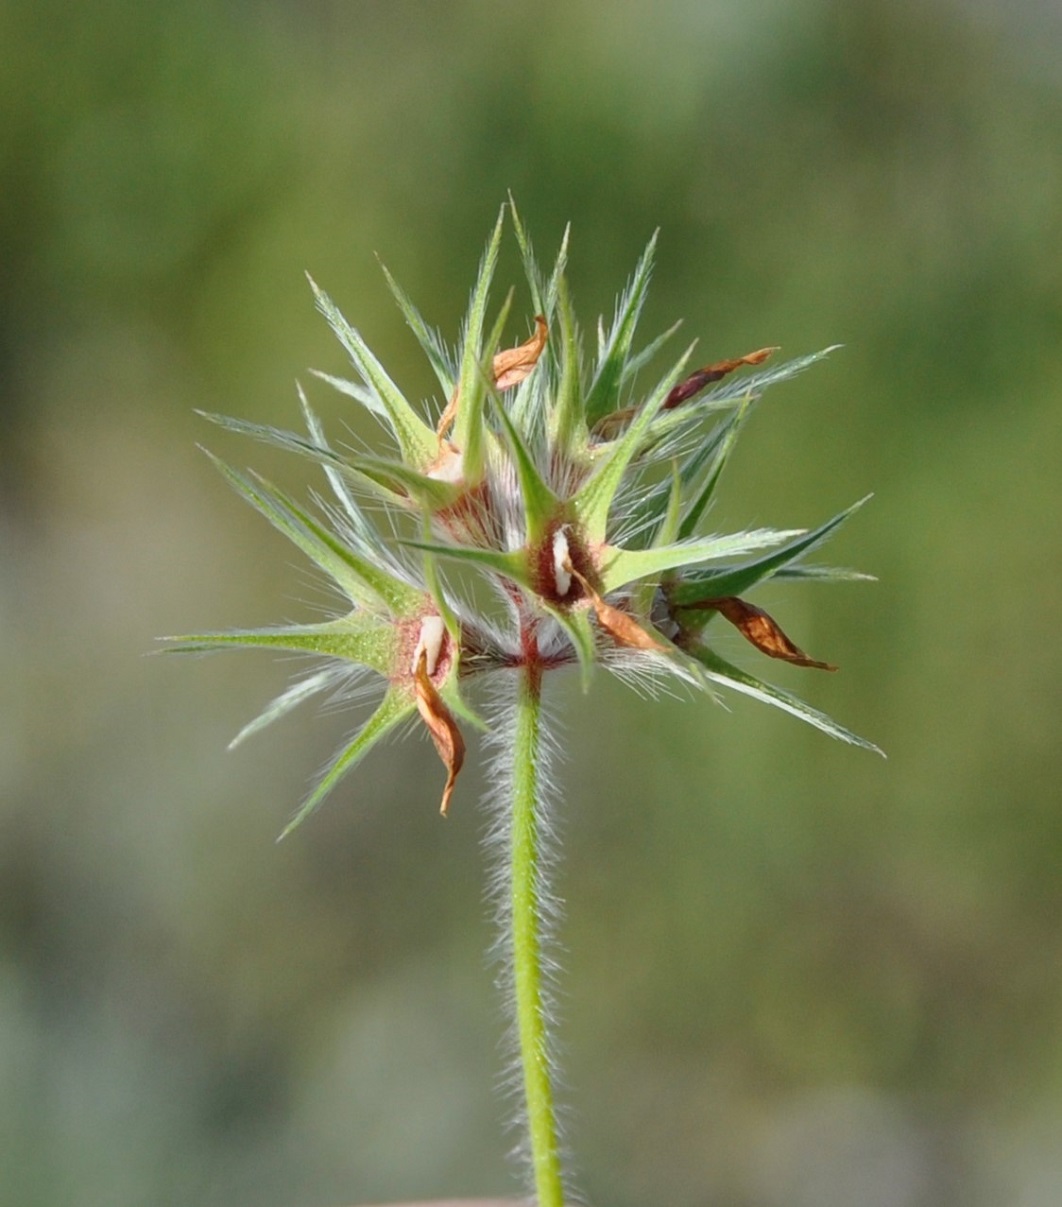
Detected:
left=2, top=1, right=1061, bottom=1204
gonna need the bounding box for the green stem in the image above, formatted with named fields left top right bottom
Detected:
left=510, top=662, right=565, bottom=1207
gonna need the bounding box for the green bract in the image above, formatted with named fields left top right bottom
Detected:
left=164, top=200, right=880, bottom=834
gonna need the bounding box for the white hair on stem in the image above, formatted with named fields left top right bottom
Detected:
left=479, top=670, right=579, bottom=1201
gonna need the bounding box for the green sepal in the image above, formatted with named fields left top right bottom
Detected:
left=687, top=643, right=884, bottom=755
left=307, top=275, right=439, bottom=469
left=277, top=688, right=416, bottom=840
left=197, top=410, right=351, bottom=474
left=378, top=259, right=457, bottom=400
left=508, top=195, right=546, bottom=316
left=676, top=404, right=749, bottom=541
left=296, top=384, right=378, bottom=549
left=308, top=370, right=385, bottom=417
left=489, top=389, right=560, bottom=546
left=625, top=465, right=683, bottom=615
left=161, top=614, right=400, bottom=676
left=400, top=538, right=533, bottom=588
left=344, top=453, right=462, bottom=513
left=453, top=205, right=505, bottom=479
left=623, top=404, right=738, bottom=551
left=549, top=274, right=584, bottom=454
left=667, top=497, right=870, bottom=608
left=574, top=344, right=693, bottom=544
left=642, top=391, right=744, bottom=446
left=584, top=231, right=658, bottom=426
left=599, top=527, right=805, bottom=595
left=228, top=668, right=338, bottom=749
left=545, top=603, right=596, bottom=691
left=509, top=195, right=569, bottom=326
left=774, top=564, right=877, bottom=583
left=507, top=204, right=571, bottom=437
left=439, top=674, right=488, bottom=732
left=420, top=527, right=461, bottom=640
left=200, top=406, right=432, bottom=526
left=484, top=288, right=516, bottom=368
left=658, top=460, right=684, bottom=547
left=543, top=225, right=572, bottom=321
left=203, top=453, right=422, bottom=614
left=478, top=287, right=520, bottom=430
left=622, top=319, right=684, bottom=384
left=620, top=467, right=680, bottom=552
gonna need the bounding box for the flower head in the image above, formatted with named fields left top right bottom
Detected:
left=165, top=202, right=880, bottom=835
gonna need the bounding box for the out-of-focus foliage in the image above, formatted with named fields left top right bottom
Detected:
left=1, top=2, right=1060, bottom=1205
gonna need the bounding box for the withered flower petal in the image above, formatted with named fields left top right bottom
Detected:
left=568, top=564, right=666, bottom=651
left=435, top=315, right=548, bottom=442
left=663, top=347, right=778, bottom=410
left=493, top=315, right=548, bottom=391
left=705, top=596, right=836, bottom=670
left=435, top=390, right=460, bottom=441
left=414, top=649, right=466, bottom=815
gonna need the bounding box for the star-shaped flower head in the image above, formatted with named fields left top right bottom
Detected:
left=164, top=201, right=880, bottom=836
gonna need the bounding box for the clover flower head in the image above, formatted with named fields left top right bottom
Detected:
left=165, top=201, right=880, bottom=836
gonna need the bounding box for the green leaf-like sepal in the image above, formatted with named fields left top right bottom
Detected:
left=277, top=688, right=416, bottom=840
left=198, top=411, right=352, bottom=473
left=667, top=497, right=870, bottom=609
left=489, top=390, right=560, bottom=546
left=343, top=453, right=463, bottom=513
left=439, top=674, right=488, bottom=732
left=622, top=319, right=683, bottom=385
left=204, top=453, right=422, bottom=615
left=508, top=195, right=569, bottom=327
left=308, top=370, right=386, bottom=417
left=453, top=205, right=505, bottom=480
left=400, top=538, right=533, bottom=588
left=774, top=564, right=877, bottom=583
left=378, top=260, right=457, bottom=400
left=675, top=406, right=749, bottom=541
left=295, top=386, right=382, bottom=550
left=574, top=344, right=693, bottom=544
left=584, top=231, right=658, bottom=426
left=308, top=275, right=439, bottom=469
left=161, top=614, right=400, bottom=676
left=228, top=669, right=339, bottom=749
left=549, top=274, right=584, bottom=454
left=599, top=528, right=806, bottom=595
left=544, top=603, right=596, bottom=691
left=687, top=643, right=883, bottom=754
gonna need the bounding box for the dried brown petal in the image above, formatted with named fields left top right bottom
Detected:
left=568, top=564, right=665, bottom=651
left=435, top=388, right=460, bottom=441
left=493, top=315, right=548, bottom=391
left=414, top=649, right=466, bottom=816
left=434, top=316, right=548, bottom=441
left=663, top=347, right=777, bottom=410
left=594, top=597, right=667, bottom=651
left=706, top=596, right=836, bottom=670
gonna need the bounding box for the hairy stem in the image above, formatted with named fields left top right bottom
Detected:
left=510, top=660, right=564, bottom=1207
